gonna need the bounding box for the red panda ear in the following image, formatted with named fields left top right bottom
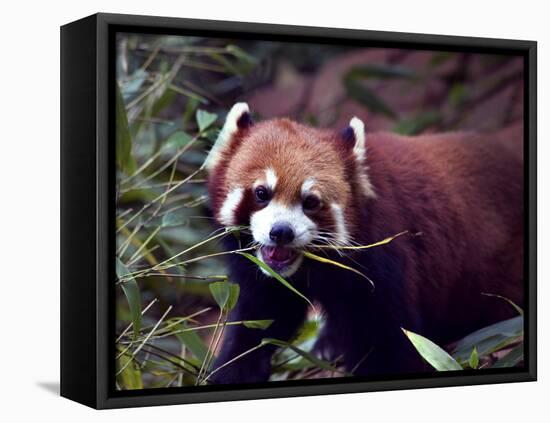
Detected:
left=340, top=117, right=366, bottom=161
left=204, top=102, right=252, bottom=172
left=341, top=117, right=376, bottom=198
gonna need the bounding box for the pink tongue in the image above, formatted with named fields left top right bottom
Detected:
left=265, top=246, right=292, bottom=261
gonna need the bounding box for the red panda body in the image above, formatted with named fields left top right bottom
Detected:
left=206, top=103, right=523, bottom=383
left=354, top=131, right=523, bottom=341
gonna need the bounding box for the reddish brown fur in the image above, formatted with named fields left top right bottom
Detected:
left=207, top=115, right=524, bottom=381
left=359, top=130, right=524, bottom=339
left=209, top=119, right=523, bottom=339
left=209, top=119, right=361, bottom=231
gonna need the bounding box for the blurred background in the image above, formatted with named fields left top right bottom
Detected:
left=115, top=33, right=524, bottom=390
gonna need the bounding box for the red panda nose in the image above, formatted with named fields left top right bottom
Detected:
left=269, top=223, right=295, bottom=245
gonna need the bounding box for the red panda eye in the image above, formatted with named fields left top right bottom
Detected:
left=303, top=195, right=321, bottom=212
left=254, top=186, right=270, bottom=203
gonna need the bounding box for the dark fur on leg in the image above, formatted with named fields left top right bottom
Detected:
left=209, top=250, right=308, bottom=385
left=311, top=244, right=426, bottom=376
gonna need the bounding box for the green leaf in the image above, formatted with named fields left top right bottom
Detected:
left=469, top=346, right=479, bottom=369
left=115, top=83, right=137, bottom=174
left=344, top=76, right=396, bottom=118
left=116, top=258, right=142, bottom=338
left=393, top=111, right=442, bottom=135
left=196, top=109, right=218, bottom=133
left=117, top=353, right=143, bottom=389
left=261, top=338, right=350, bottom=375
left=491, top=344, right=524, bottom=368
left=165, top=131, right=193, bottom=150
left=452, top=316, right=523, bottom=364
left=226, top=283, right=240, bottom=312
left=226, top=45, right=257, bottom=66
left=242, top=319, right=274, bottom=329
left=161, top=212, right=187, bottom=228
left=273, top=357, right=313, bottom=373
left=120, top=68, right=148, bottom=101
left=402, top=328, right=463, bottom=371
left=209, top=281, right=230, bottom=309
left=183, top=98, right=200, bottom=124
left=343, top=65, right=417, bottom=119
left=481, top=293, right=524, bottom=316
left=208, top=281, right=240, bottom=312
left=303, top=251, right=374, bottom=289
left=151, top=87, right=177, bottom=117
left=238, top=252, right=314, bottom=308
left=176, top=328, right=208, bottom=362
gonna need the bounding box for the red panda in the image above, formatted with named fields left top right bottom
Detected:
left=205, top=102, right=524, bottom=384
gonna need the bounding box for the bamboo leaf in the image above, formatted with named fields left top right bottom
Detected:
left=116, top=258, right=142, bottom=339
left=491, top=344, right=524, bottom=368
left=165, top=131, right=193, bottom=150
left=151, top=88, right=177, bottom=117
left=176, top=328, right=208, bottom=362
left=314, top=231, right=408, bottom=250
left=261, top=338, right=351, bottom=375
left=481, top=293, right=524, bottom=316
left=451, top=316, right=523, bottom=364
left=226, top=44, right=257, bottom=66
left=238, top=252, right=314, bottom=308
left=161, top=212, right=187, bottom=228
left=402, top=328, right=463, bottom=371
left=115, top=82, right=137, bottom=174
left=344, top=75, right=396, bottom=119
left=226, top=283, right=240, bottom=312
left=117, top=353, right=143, bottom=389
left=208, top=281, right=240, bottom=313
left=120, top=68, right=148, bottom=101
left=468, top=346, right=479, bottom=369
left=208, top=281, right=230, bottom=310
left=196, top=109, right=218, bottom=133
left=243, top=319, right=274, bottom=330
left=343, top=65, right=416, bottom=120
left=303, top=251, right=374, bottom=289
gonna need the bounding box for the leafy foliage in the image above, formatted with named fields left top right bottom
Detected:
left=404, top=297, right=524, bottom=371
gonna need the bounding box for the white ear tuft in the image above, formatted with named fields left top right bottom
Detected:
left=204, top=102, right=250, bottom=171
left=349, top=116, right=366, bottom=160
left=348, top=116, right=376, bottom=198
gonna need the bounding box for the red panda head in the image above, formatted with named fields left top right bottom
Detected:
left=206, top=103, right=376, bottom=277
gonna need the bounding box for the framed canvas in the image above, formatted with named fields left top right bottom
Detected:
left=60, top=13, right=537, bottom=409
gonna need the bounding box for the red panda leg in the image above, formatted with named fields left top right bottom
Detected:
left=209, top=258, right=308, bottom=384
left=311, top=247, right=428, bottom=377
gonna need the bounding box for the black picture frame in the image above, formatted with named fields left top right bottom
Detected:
left=60, top=12, right=537, bottom=409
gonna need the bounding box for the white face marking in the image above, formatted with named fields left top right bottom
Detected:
left=265, top=168, right=278, bottom=191
left=218, top=187, right=244, bottom=226
left=204, top=102, right=249, bottom=171
left=349, top=117, right=376, bottom=199
left=250, top=201, right=317, bottom=248
left=330, top=203, right=350, bottom=245
left=301, top=177, right=316, bottom=196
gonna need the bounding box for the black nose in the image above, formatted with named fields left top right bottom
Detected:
left=269, top=223, right=295, bottom=245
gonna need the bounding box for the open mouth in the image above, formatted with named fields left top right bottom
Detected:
left=259, top=245, right=300, bottom=271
